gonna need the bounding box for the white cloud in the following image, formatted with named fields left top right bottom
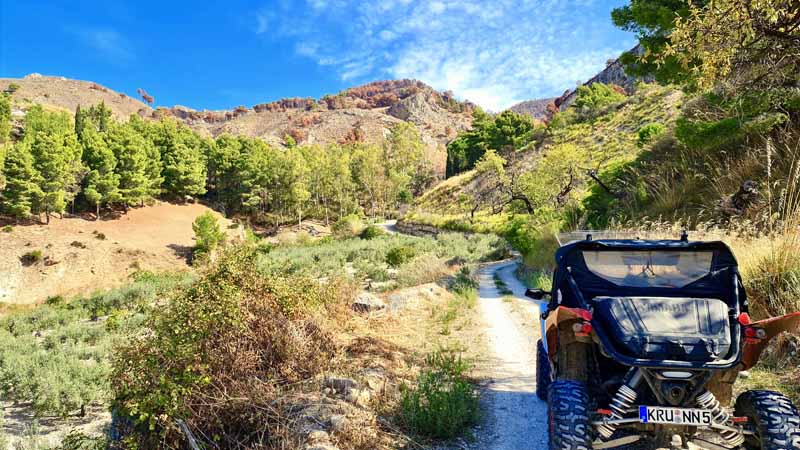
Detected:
left=255, top=11, right=270, bottom=34
left=265, top=0, right=635, bottom=111
left=71, top=28, right=134, bottom=62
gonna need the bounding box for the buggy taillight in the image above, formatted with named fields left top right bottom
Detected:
left=572, top=321, right=593, bottom=337
left=744, top=326, right=766, bottom=340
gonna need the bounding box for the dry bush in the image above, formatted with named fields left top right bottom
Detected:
left=286, top=127, right=308, bottom=144
left=111, top=245, right=357, bottom=449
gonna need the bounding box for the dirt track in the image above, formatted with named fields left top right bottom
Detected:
left=476, top=260, right=549, bottom=449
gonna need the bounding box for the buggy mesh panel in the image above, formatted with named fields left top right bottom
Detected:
left=594, top=296, right=731, bottom=362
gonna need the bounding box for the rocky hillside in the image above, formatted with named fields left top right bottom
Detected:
left=507, top=98, right=555, bottom=121
left=1, top=73, right=152, bottom=119
left=1, top=77, right=475, bottom=176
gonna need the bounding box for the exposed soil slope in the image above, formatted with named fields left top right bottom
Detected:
left=0, top=202, right=232, bottom=305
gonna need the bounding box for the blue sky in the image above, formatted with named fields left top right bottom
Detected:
left=1, top=1, right=636, bottom=112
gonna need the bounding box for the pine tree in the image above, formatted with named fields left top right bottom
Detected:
left=107, top=124, right=149, bottom=209
left=86, top=102, right=111, bottom=132
left=28, top=132, right=76, bottom=223
left=0, top=141, right=43, bottom=219
left=156, top=120, right=206, bottom=199
left=0, top=93, right=11, bottom=144
left=80, top=124, right=120, bottom=219
left=74, top=105, right=86, bottom=139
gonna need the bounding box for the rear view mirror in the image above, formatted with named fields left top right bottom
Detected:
left=525, top=288, right=550, bottom=300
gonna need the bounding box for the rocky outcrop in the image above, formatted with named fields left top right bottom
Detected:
left=508, top=98, right=556, bottom=121
left=556, top=45, right=647, bottom=111
left=394, top=220, right=442, bottom=236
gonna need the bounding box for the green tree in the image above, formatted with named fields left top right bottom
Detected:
left=573, top=83, right=627, bottom=111
left=207, top=134, right=244, bottom=209
left=351, top=143, right=389, bottom=217
left=446, top=109, right=535, bottom=177
left=0, top=93, right=11, bottom=144
left=85, top=102, right=112, bottom=132
left=611, top=0, right=701, bottom=85
left=385, top=122, right=432, bottom=197
left=154, top=120, right=206, bottom=199
left=238, top=137, right=278, bottom=216
left=80, top=124, right=120, bottom=219
left=25, top=109, right=83, bottom=223
left=127, top=114, right=163, bottom=199
left=666, top=0, right=800, bottom=91
left=0, top=141, right=42, bottom=219
left=106, top=123, right=151, bottom=208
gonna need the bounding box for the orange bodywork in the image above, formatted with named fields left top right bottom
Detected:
left=741, top=311, right=800, bottom=369
left=545, top=306, right=592, bottom=360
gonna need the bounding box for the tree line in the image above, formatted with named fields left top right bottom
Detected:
left=0, top=94, right=433, bottom=225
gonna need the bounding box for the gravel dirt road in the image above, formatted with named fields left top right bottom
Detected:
left=476, top=260, right=549, bottom=450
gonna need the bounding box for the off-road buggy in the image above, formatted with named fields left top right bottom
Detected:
left=527, top=233, right=800, bottom=449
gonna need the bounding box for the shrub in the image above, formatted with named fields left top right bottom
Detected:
left=20, top=250, right=43, bottom=266
left=386, top=245, right=416, bottom=267
left=400, top=350, right=479, bottom=438
left=450, top=266, right=478, bottom=295
left=1, top=225, right=11, bottom=233
left=45, top=295, right=65, bottom=306
left=192, top=211, right=225, bottom=260
left=93, top=231, right=106, bottom=240
left=573, top=83, right=626, bottom=112
left=111, top=246, right=356, bottom=448
left=637, top=122, right=667, bottom=146
left=359, top=225, right=384, bottom=240
left=396, top=253, right=450, bottom=287
left=332, top=214, right=364, bottom=238
left=71, top=240, right=87, bottom=249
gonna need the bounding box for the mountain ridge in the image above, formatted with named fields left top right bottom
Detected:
left=1, top=75, right=476, bottom=176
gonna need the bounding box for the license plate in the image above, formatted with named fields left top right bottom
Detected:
left=639, top=406, right=713, bottom=427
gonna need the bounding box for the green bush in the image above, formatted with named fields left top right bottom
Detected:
left=192, top=211, right=225, bottom=261
left=450, top=266, right=478, bottom=295
left=573, top=83, right=626, bottom=112
left=386, top=245, right=416, bottom=267
left=400, top=350, right=479, bottom=438
left=1, top=225, right=12, bottom=233
left=675, top=117, right=743, bottom=151
left=359, top=225, right=385, bottom=240
left=637, top=122, right=667, bottom=146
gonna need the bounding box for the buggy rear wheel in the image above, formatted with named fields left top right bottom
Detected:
left=536, top=339, right=550, bottom=400
left=548, top=380, right=593, bottom=450
left=734, top=390, right=800, bottom=450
